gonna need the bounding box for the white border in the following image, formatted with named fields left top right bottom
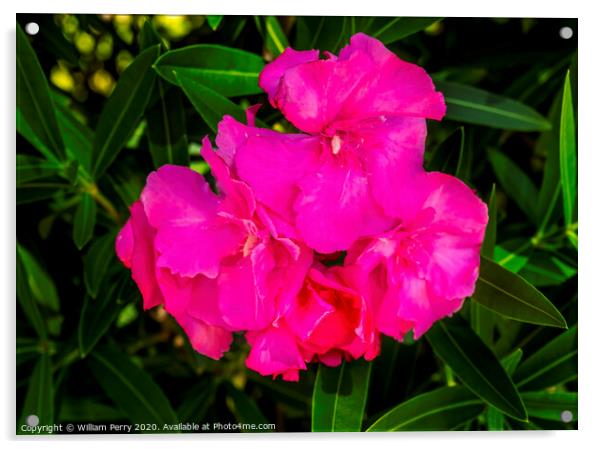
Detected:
left=3, top=1, right=600, bottom=448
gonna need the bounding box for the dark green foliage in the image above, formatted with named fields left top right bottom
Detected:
left=16, top=15, right=577, bottom=433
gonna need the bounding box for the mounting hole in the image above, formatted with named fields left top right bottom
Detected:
left=559, top=26, right=573, bottom=39
left=24, top=22, right=40, bottom=36
left=560, top=410, right=573, bottom=423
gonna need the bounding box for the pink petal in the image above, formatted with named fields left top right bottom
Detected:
left=175, top=312, right=232, bottom=360
left=294, top=152, right=394, bottom=253
left=356, top=116, right=428, bottom=217
left=245, top=325, right=306, bottom=381
left=200, top=136, right=255, bottom=219
left=272, top=52, right=370, bottom=133
left=418, top=172, right=489, bottom=300
left=377, top=271, right=464, bottom=339
left=336, top=33, right=446, bottom=122
left=215, top=243, right=277, bottom=331
left=128, top=201, right=164, bottom=310
left=259, top=47, right=320, bottom=106
left=115, top=217, right=133, bottom=268
left=218, top=116, right=320, bottom=225
left=141, top=165, right=245, bottom=278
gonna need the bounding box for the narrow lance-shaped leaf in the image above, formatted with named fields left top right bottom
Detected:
left=83, top=232, right=118, bottom=298
left=177, top=377, right=216, bottom=422
left=139, top=19, right=164, bottom=51
left=535, top=91, right=563, bottom=228
left=473, top=256, right=567, bottom=328
left=79, top=272, right=138, bottom=356
left=486, top=349, right=523, bottom=430
left=519, top=251, right=577, bottom=287
left=17, top=24, right=65, bottom=161
left=521, top=391, right=577, bottom=422
left=154, top=44, right=264, bottom=97
left=88, top=343, right=178, bottom=427
left=487, top=148, right=539, bottom=224
left=312, top=359, right=372, bottom=431
left=17, top=244, right=60, bottom=313
left=427, top=127, right=463, bottom=175
left=264, top=16, right=289, bottom=57
left=175, top=71, right=266, bottom=132
left=206, top=15, right=224, bottom=31
left=146, top=81, right=189, bottom=167
left=16, top=155, right=62, bottom=185
left=559, top=71, right=577, bottom=227
left=295, top=16, right=347, bottom=53
left=426, top=318, right=527, bottom=421
left=92, top=44, right=160, bottom=178
left=369, top=17, right=442, bottom=45
left=72, top=192, right=97, bottom=250
left=367, top=386, right=483, bottom=431
left=436, top=80, right=551, bottom=131
left=18, top=354, right=54, bottom=432
left=471, top=185, right=496, bottom=346
left=225, top=382, right=270, bottom=431
left=16, top=249, right=47, bottom=339
left=52, top=91, right=95, bottom=173
left=513, top=326, right=577, bottom=391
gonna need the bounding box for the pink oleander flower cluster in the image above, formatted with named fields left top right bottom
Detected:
left=115, top=33, right=488, bottom=381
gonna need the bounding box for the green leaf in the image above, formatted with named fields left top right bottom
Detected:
left=175, top=71, right=265, bottom=132
left=225, top=382, right=269, bottom=430
left=487, top=148, right=539, bottom=224
left=367, top=386, right=483, bottom=431
left=139, top=19, right=164, bottom=51
left=18, top=354, right=54, bottom=432
left=92, top=44, right=160, bottom=178
left=17, top=244, right=60, bottom=312
left=312, top=359, right=372, bottom=431
left=16, top=155, right=62, bottom=185
left=295, top=16, right=347, bottom=53
left=494, top=239, right=532, bottom=273
left=79, top=272, right=137, bottom=356
left=177, top=377, right=216, bottom=422
left=518, top=252, right=577, bottom=287
left=369, top=17, right=442, bottom=45
left=206, top=15, right=224, bottom=31
left=72, top=193, right=97, bottom=250
left=83, top=232, right=117, bottom=298
left=427, top=127, right=464, bottom=174
left=16, top=250, right=47, bottom=339
left=486, top=349, right=523, bottom=430
left=146, top=81, right=189, bottom=167
left=521, top=391, right=577, bottom=422
left=59, top=397, right=126, bottom=422
left=426, top=318, right=527, bottom=421
left=154, top=44, right=264, bottom=97
left=535, top=91, right=563, bottom=228
left=513, top=326, right=577, bottom=391
left=54, top=93, right=95, bottom=172
left=265, top=16, right=289, bottom=57
left=436, top=80, right=551, bottom=131
left=472, top=187, right=496, bottom=347
left=559, top=71, right=577, bottom=226
left=89, top=343, right=178, bottom=427
left=472, top=256, right=567, bottom=328
left=17, top=24, right=65, bottom=161
left=481, top=185, right=497, bottom=258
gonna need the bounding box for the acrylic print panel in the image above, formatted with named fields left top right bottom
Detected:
left=16, top=14, right=577, bottom=434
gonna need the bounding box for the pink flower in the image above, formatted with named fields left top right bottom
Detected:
left=115, top=137, right=313, bottom=362
left=215, top=33, right=445, bottom=253
left=346, top=172, right=488, bottom=340
left=285, top=264, right=380, bottom=365
left=244, top=263, right=379, bottom=381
